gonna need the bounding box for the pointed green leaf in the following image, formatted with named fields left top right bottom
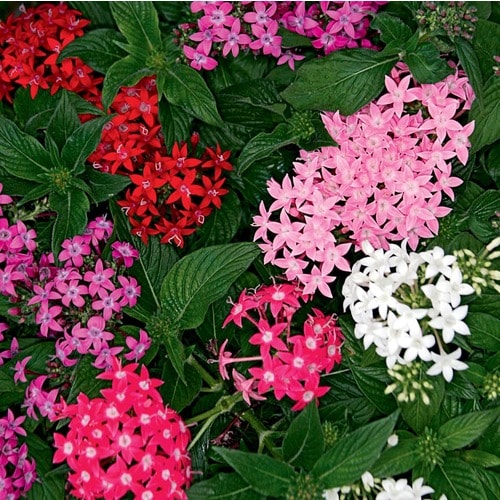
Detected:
left=187, top=472, right=263, bottom=500
left=281, top=48, right=398, bottom=114
left=472, top=19, right=500, bottom=82
left=454, top=38, right=484, bottom=107
left=47, top=92, right=80, bottom=151
left=102, top=55, right=153, bottom=110
left=283, top=402, right=324, bottom=470
left=438, top=408, right=500, bottom=451
left=18, top=183, right=51, bottom=205
left=430, top=458, right=487, bottom=500
left=371, top=438, right=420, bottom=477
left=460, top=450, right=500, bottom=468
left=466, top=312, right=500, bottom=351
left=59, top=29, right=127, bottom=74
left=213, top=447, right=295, bottom=497
left=404, top=42, right=454, bottom=83
left=50, top=190, right=89, bottom=257
left=160, top=64, right=222, bottom=126
left=164, top=334, right=186, bottom=384
left=236, top=123, right=298, bottom=175
left=158, top=99, right=193, bottom=149
left=26, top=467, right=66, bottom=500
left=110, top=1, right=161, bottom=53
left=0, top=116, right=52, bottom=179
left=84, top=168, right=130, bottom=204
left=67, top=356, right=108, bottom=403
left=61, top=115, right=113, bottom=174
left=160, top=357, right=202, bottom=411
left=371, top=13, right=413, bottom=45
left=160, top=243, right=259, bottom=331
left=68, top=2, right=115, bottom=28
left=400, top=365, right=445, bottom=433
left=311, top=412, right=398, bottom=489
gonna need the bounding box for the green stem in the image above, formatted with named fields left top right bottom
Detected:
left=185, top=392, right=242, bottom=426
left=187, top=354, right=220, bottom=390
left=239, top=410, right=281, bottom=459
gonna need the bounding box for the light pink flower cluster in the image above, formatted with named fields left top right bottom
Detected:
left=220, top=281, right=343, bottom=411
left=53, top=358, right=191, bottom=499
left=0, top=409, right=37, bottom=498
left=253, top=65, right=475, bottom=297
left=180, top=1, right=384, bottom=71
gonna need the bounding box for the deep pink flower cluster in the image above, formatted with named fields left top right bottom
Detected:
left=253, top=65, right=475, bottom=297
left=0, top=409, right=37, bottom=498
left=53, top=358, right=192, bottom=499
left=180, top=1, right=384, bottom=71
left=0, top=2, right=102, bottom=102
left=220, top=281, right=343, bottom=411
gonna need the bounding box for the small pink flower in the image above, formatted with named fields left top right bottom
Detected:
left=13, top=356, right=32, bottom=384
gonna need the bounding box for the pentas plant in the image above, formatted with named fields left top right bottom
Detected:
left=89, top=77, right=232, bottom=247
left=253, top=64, right=474, bottom=297
left=0, top=409, right=37, bottom=499
left=53, top=358, right=192, bottom=499
left=0, top=2, right=101, bottom=101
left=342, top=240, right=475, bottom=383
left=219, top=281, right=343, bottom=411
left=178, top=1, right=385, bottom=71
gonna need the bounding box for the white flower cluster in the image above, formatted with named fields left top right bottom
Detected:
left=342, top=241, right=475, bottom=382
left=323, top=472, right=434, bottom=500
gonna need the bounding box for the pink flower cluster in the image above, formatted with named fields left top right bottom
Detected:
left=180, top=1, right=384, bottom=71
left=219, top=281, right=343, bottom=411
left=53, top=358, right=192, bottom=499
left=0, top=409, right=37, bottom=498
left=253, top=65, right=475, bottom=297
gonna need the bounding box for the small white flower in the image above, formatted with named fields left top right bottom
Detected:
left=387, top=434, right=399, bottom=447
left=421, top=246, right=455, bottom=279
left=361, top=471, right=375, bottom=491
left=402, top=330, right=435, bottom=363
left=427, top=348, right=468, bottom=382
left=428, top=303, right=470, bottom=344
left=435, top=266, right=474, bottom=307
left=411, top=477, right=434, bottom=498
left=376, top=477, right=414, bottom=499
left=322, top=488, right=340, bottom=500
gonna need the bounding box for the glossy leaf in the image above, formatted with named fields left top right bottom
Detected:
left=110, top=1, right=161, bottom=53
left=46, top=92, right=80, bottom=151
left=455, top=38, right=484, bottom=106
left=160, top=64, right=222, bottom=126
left=438, top=408, right=500, bottom=451
left=187, top=472, right=264, bottom=500
left=281, top=48, right=398, bottom=114
left=311, top=412, right=398, bottom=488
left=371, top=12, right=413, bottom=45
left=283, top=402, right=324, bottom=470
left=59, top=29, right=127, bottom=74
left=84, top=168, right=131, bottom=204
left=160, top=357, right=202, bottom=411
left=160, top=243, right=259, bottom=330
left=0, top=116, right=53, bottom=178
left=213, top=447, right=295, bottom=497
left=158, top=99, right=193, bottom=149
left=371, top=438, right=420, bottom=477
left=466, top=312, right=500, bottom=351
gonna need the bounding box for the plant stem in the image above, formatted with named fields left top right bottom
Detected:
left=239, top=410, right=281, bottom=459
left=187, top=354, right=220, bottom=390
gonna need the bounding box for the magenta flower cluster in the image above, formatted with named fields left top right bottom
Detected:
left=180, top=1, right=385, bottom=71
left=253, top=65, right=475, bottom=297
left=0, top=184, right=152, bottom=424
left=219, top=281, right=343, bottom=411
left=0, top=409, right=36, bottom=499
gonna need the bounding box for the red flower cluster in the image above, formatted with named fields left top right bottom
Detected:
left=53, top=358, right=192, bottom=499
left=89, top=77, right=233, bottom=247
left=0, top=2, right=102, bottom=102
left=220, top=281, right=343, bottom=411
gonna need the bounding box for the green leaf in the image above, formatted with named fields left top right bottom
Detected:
left=283, top=402, right=324, bottom=470
left=486, top=142, right=500, bottom=187
left=371, top=438, right=420, bottom=477
left=469, top=294, right=500, bottom=317
left=59, top=28, right=127, bottom=74
left=470, top=76, right=500, bottom=153
left=50, top=190, right=89, bottom=257
left=68, top=1, right=115, bottom=28
left=195, top=191, right=241, bottom=247
left=473, top=467, right=500, bottom=499
left=213, top=447, right=295, bottom=497
left=187, top=472, right=263, bottom=500
left=400, top=366, right=445, bottom=433
left=0, top=369, right=24, bottom=411
left=157, top=99, right=193, bottom=149
left=454, top=38, right=484, bottom=106
left=160, top=243, right=259, bottom=331
left=18, top=183, right=52, bottom=205
left=350, top=364, right=398, bottom=414
left=84, top=168, right=130, bottom=204
left=460, top=450, right=500, bottom=468
left=404, top=42, right=454, bottom=83
left=430, top=458, right=488, bottom=500
left=472, top=19, right=500, bottom=82
left=160, top=357, right=202, bottom=411
left=236, top=123, right=297, bottom=175
left=102, top=55, right=153, bottom=110
left=61, top=115, right=113, bottom=174
left=163, top=333, right=186, bottom=383
left=46, top=91, right=80, bottom=151
left=26, top=467, right=66, bottom=500
left=311, top=412, right=398, bottom=489
left=160, top=64, right=222, bottom=126
left=0, top=116, right=53, bottom=179
left=110, top=1, right=161, bottom=54
left=281, top=48, right=398, bottom=114
left=371, top=12, right=413, bottom=45
left=466, top=312, right=500, bottom=351
left=67, top=356, right=108, bottom=403
left=438, top=408, right=500, bottom=451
